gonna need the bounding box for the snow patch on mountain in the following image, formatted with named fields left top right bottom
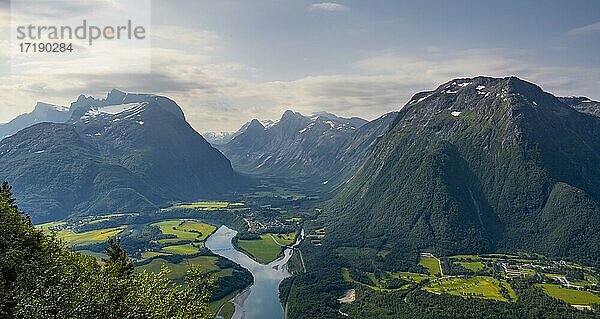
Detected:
left=100, top=103, right=144, bottom=115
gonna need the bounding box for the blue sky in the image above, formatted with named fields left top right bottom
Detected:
left=1, top=0, right=599, bottom=131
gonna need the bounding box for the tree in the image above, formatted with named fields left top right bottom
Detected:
left=0, top=182, right=215, bottom=319
left=0, top=181, right=16, bottom=208
left=103, top=238, right=135, bottom=276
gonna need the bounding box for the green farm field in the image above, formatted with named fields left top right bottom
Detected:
left=152, top=219, right=216, bottom=243
left=419, top=255, right=442, bottom=276
left=425, top=276, right=516, bottom=302
left=137, top=255, right=221, bottom=280
left=393, top=272, right=430, bottom=283
left=56, top=226, right=127, bottom=247
left=161, top=243, right=202, bottom=255
left=537, top=284, right=600, bottom=305
left=270, top=232, right=297, bottom=246
left=237, top=234, right=284, bottom=264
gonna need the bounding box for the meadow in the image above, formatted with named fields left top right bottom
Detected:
left=419, top=255, right=442, bottom=276
left=161, top=243, right=202, bottom=255
left=152, top=219, right=216, bottom=244
left=424, top=276, right=516, bottom=302
left=455, top=261, right=485, bottom=272
left=270, top=232, right=297, bottom=246
left=237, top=234, right=287, bottom=264
left=393, top=272, right=430, bottom=283
left=537, top=284, right=600, bottom=305
left=56, top=226, right=127, bottom=247
left=137, top=255, right=221, bottom=280
left=216, top=302, right=235, bottom=319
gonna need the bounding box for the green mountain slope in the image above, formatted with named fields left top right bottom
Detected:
left=327, top=76, right=600, bottom=266
left=0, top=92, right=244, bottom=222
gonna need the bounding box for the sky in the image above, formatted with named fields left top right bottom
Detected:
left=0, top=0, right=599, bottom=131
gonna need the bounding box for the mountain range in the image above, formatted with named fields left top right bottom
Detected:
left=2, top=79, right=599, bottom=264
left=0, top=90, right=242, bottom=222
left=218, top=110, right=397, bottom=188
left=326, top=76, right=600, bottom=266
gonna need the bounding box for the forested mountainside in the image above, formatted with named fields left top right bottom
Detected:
left=326, top=76, right=600, bottom=267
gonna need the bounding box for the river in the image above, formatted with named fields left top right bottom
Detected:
left=205, top=226, right=303, bottom=319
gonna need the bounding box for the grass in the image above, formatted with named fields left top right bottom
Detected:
left=152, top=220, right=216, bottom=244
left=237, top=235, right=284, bottom=264
left=537, top=284, right=600, bottom=305
left=56, top=226, right=127, bottom=246
left=217, top=302, right=235, bottom=319
left=270, top=232, right=297, bottom=246
left=393, top=272, right=430, bottom=283
left=419, top=256, right=442, bottom=276
left=178, top=221, right=217, bottom=241
left=174, top=201, right=235, bottom=210
left=520, top=267, right=536, bottom=276
left=455, top=261, right=485, bottom=272
left=162, top=243, right=201, bottom=255
left=425, top=276, right=516, bottom=302
left=140, top=251, right=170, bottom=261
left=586, top=274, right=599, bottom=285
left=341, top=268, right=352, bottom=282
left=36, top=221, right=66, bottom=232
left=137, top=256, right=220, bottom=280
left=209, top=290, right=240, bottom=315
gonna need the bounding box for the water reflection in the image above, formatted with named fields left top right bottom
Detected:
left=205, top=226, right=303, bottom=319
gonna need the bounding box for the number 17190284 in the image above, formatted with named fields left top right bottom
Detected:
left=19, top=42, right=73, bottom=53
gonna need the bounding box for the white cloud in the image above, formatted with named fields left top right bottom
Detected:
left=153, top=25, right=220, bottom=52
left=310, top=2, right=348, bottom=12
left=565, top=21, right=600, bottom=36
left=1, top=13, right=599, bottom=134
left=2, top=47, right=600, bottom=132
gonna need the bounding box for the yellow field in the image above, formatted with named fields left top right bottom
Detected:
left=56, top=226, right=127, bottom=246
left=36, top=221, right=67, bottom=232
